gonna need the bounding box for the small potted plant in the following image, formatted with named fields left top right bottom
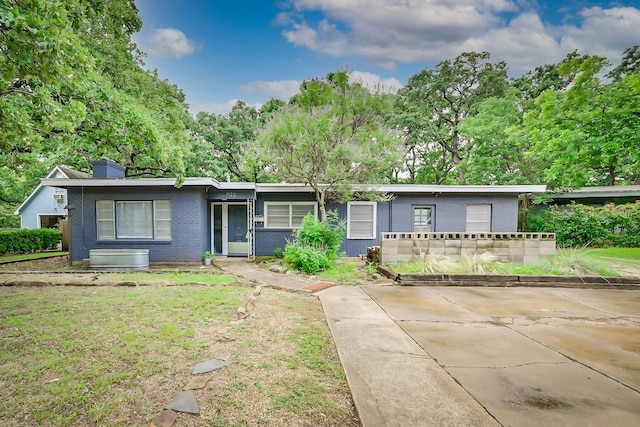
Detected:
left=202, top=251, right=212, bottom=266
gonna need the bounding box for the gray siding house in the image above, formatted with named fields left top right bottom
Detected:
left=43, top=160, right=546, bottom=263
left=15, top=166, right=91, bottom=229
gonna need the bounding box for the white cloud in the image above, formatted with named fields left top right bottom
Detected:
left=147, top=28, right=201, bottom=58
left=559, top=7, right=640, bottom=60
left=349, top=71, right=403, bottom=93
left=277, top=0, right=640, bottom=73
left=239, top=80, right=302, bottom=101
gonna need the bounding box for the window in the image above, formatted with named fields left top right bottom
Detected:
left=96, top=200, right=172, bottom=240
left=413, top=206, right=432, bottom=232
left=466, top=204, right=491, bottom=232
left=264, top=202, right=316, bottom=228
left=347, top=202, right=376, bottom=239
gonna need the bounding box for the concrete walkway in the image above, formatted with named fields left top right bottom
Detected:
left=215, top=259, right=334, bottom=293
left=319, top=284, right=640, bottom=427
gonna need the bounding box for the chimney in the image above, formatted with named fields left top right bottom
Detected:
left=92, top=160, right=126, bottom=179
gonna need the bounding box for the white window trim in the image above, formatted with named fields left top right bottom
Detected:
left=264, top=202, right=317, bottom=229
left=347, top=201, right=377, bottom=240
left=96, top=199, right=172, bottom=240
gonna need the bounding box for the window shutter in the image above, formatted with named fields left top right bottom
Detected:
left=466, top=204, right=491, bottom=232
left=348, top=202, right=376, bottom=239
left=154, top=200, right=172, bottom=240
left=96, top=201, right=115, bottom=240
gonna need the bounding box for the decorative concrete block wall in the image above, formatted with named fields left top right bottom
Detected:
left=379, top=232, right=556, bottom=265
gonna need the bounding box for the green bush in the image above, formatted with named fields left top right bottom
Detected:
left=0, top=214, right=20, bottom=229
left=527, top=201, right=640, bottom=248
left=284, top=211, right=346, bottom=274
left=0, top=228, right=61, bottom=254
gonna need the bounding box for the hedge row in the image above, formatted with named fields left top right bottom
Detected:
left=527, top=202, right=640, bottom=248
left=0, top=215, right=20, bottom=229
left=0, top=228, right=62, bottom=254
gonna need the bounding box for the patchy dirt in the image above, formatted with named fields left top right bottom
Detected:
left=0, top=256, right=361, bottom=426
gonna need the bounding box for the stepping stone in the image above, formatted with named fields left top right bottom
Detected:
left=148, top=409, right=177, bottom=427
left=192, top=358, right=226, bottom=374
left=164, top=390, right=199, bottom=414
left=183, top=373, right=213, bottom=390
left=213, top=352, right=231, bottom=362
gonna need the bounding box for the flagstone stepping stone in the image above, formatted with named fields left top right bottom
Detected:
left=183, top=373, right=213, bottom=390
left=148, top=409, right=177, bottom=427
left=164, top=390, right=199, bottom=414
left=213, top=352, right=231, bottom=362
left=192, top=358, right=225, bottom=374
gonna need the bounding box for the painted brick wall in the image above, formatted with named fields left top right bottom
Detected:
left=389, top=194, right=518, bottom=233
left=67, top=186, right=209, bottom=262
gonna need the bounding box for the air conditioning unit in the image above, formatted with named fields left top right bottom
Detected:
left=53, top=194, right=65, bottom=201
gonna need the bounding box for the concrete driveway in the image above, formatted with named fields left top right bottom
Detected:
left=319, top=284, right=640, bottom=427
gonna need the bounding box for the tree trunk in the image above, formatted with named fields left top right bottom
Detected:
left=313, top=186, right=328, bottom=224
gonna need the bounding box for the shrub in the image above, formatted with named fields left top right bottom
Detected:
left=0, top=228, right=61, bottom=254
left=527, top=201, right=640, bottom=248
left=284, top=211, right=346, bottom=274
left=273, top=247, right=284, bottom=259
left=0, top=214, right=20, bottom=229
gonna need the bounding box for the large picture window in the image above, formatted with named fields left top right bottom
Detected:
left=347, top=202, right=376, bottom=239
left=96, top=200, right=172, bottom=240
left=264, top=202, right=316, bottom=228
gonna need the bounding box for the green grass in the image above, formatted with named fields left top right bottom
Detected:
left=116, top=271, right=237, bottom=285
left=0, top=251, right=67, bottom=263
left=319, top=258, right=377, bottom=285
left=574, top=248, right=640, bottom=262
left=0, top=286, right=247, bottom=426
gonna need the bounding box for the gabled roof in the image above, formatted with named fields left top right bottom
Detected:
left=14, top=166, right=88, bottom=214
left=57, top=166, right=91, bottom=179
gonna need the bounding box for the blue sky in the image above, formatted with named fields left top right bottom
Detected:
left=133, top=0, right=640, bottom=115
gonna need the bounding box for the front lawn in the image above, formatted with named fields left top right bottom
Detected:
left=0, top=285, right=358, bottom=426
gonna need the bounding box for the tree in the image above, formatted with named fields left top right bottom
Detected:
left=255, top=71, right=403, bottom=223
left=607, top=45, right=640, bottom=82
left=0, top=0, right=193, bottom=215
left=187, top=99, right=284, bottom=182
left=396, top=52, right=509, bottom=184
left=459, top=88, right=542, bottom=185
left=526, top=54, right=640, bottom=187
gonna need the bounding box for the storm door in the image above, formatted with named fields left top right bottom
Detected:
left=211, top=203, right=248, bottom=256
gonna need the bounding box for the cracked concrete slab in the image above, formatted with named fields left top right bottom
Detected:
left=320, top=284, right=640, bottom=426
left=319, top=285, right=499, bottom=427
left=511, top=320, right=640, bottom=390
left=364, top=285, right=493, bottom=322
left=398, top=321, right=568, bottom=368
left=448, top=362, right=640, bottom=427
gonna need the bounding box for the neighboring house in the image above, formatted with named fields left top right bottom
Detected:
left=14, top=166, right=91, bottom=229
left=545, top=186, right=640, bottom=206
left=43, top=160, right=546, bottom=263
